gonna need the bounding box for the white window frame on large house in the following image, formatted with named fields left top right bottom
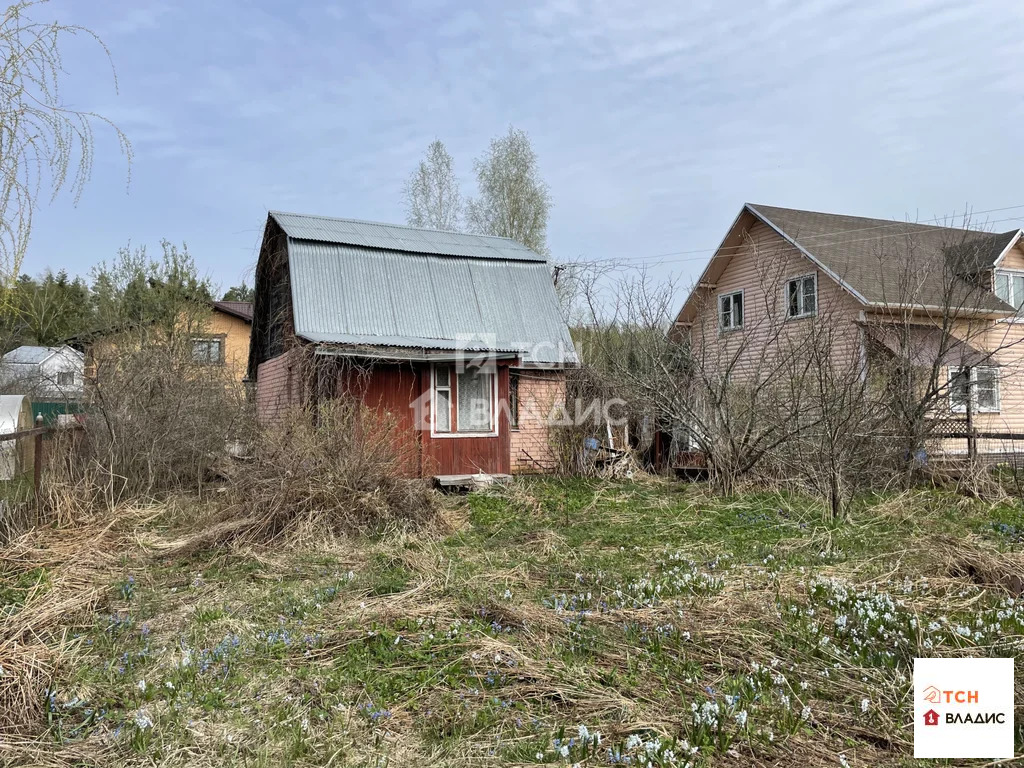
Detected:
left=430, top=363, right=499, bottom=438
left=718, top=290, right=744, bottom=332
left=948, top=365, right=1000, bottom=414
left=994, top=269, right=1024, bottom=310
left=785, top=274, right=817, bottom=319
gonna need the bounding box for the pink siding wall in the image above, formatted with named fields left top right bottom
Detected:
left=687, top=220, right=865, bottom=379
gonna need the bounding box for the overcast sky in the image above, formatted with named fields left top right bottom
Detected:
left=27, top=0, right=1024, bottom=298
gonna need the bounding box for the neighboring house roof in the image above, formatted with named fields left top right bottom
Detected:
left=866, top=325, right=990, bottom=368
left=212, top=300, right=253, bottom=323
left=677, top=204, right=1020, bottom=326
left=267, top=211, right=577, bottom=366
left=1, top=345, right=83, bottom=366
left=746, top=204, right=1017, bottom=313
left=3, top=346, right=57, bottom=365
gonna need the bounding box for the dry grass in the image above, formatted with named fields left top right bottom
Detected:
left=1, top=480, right=1022, bottom=766
left=159, top=402, right=438, bottom=557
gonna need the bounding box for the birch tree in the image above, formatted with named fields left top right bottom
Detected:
left=403, top=139, right=462, bottom=231
left=467, top=126, right=551, bottom=255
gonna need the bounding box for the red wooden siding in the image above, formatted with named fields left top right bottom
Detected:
left=420, top=365, right=511, bottom=475
left=340, top=361, right=512, bottom=476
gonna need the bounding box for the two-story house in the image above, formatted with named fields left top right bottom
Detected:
left=673, top=204, right=1024, bottom=456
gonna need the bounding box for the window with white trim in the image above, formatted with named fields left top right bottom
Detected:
left=433, top=365, right=496, bottom=434
left=994, top=270, right=1024, bottom=310
left=718, top=291, right=743, bottom=331
left=786, top=275, right=817, bottom=318
left=434, top=365, right=452, bottom=433
left=949, top=366, right=1000, bottom=413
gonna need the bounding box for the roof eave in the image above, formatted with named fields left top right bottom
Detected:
left=673, top=207, right=752, bottom=326
left=863, top=301, right=1016, bottom=319
left=991, top=229, right=1024, bottom=268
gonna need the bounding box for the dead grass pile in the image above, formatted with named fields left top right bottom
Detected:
left=162, top=401, right=437, bottom=554
left=928, top=534, right=1024, bottom=596
left=0, top=516, right=127, bottom=740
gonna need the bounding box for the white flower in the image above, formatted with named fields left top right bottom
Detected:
left=801, top=705, right=812, bottom=721
left=503, top=589, right=512, bottom=600
left=860, top=698, right=869, bottom=713
left=134, top=709, right=153, bottom=730
left=165, top=681, right=174, bottom=690
left=735, top=710, right=748, bottom=727
left=535, top=752, right=544, bottom=760
left=625, top=734, right=642, bottom=751
left=136, top=679, right=146, bottom=692
left=577, top=724, right=590, bottom=742
left=558, top=744, right=569, bottom=758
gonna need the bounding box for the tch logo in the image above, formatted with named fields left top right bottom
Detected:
left=920, top=686, right=979, bottom=704
left=914, top=658, right=1013, bottom=759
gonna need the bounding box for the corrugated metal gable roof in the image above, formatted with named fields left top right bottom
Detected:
left=270, top=211, right=544, bottom=262
left=287, top=240, right=576, bottom=365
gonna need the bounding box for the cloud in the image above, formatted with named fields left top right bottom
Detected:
left=27, top=0, right=1024, bottom=297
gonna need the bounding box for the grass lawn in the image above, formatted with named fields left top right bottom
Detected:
left=3, top=478, right=1023, bottom=766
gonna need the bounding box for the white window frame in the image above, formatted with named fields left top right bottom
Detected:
left=718, top=289, right=744, bottom=332
left=948, top=365, right=1000, bottom=414
left=994, top=269, right=1024, bottom=310
left=430, top=364, right=499, bottom=438
left=785, top=273, right=817, bottom=319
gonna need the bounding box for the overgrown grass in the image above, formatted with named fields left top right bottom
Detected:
left=2, top=478, right=1023, bottom=766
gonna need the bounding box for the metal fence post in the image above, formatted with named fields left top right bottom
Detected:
left=33, top=413, right=43, bottom=514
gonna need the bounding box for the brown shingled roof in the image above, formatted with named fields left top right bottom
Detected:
left=746, top=204, right=1020, bottom=313
left=212, top=300, right=253, bottom=322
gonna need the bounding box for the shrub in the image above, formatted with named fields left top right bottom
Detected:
left=167, top=399, right=436, bottom=553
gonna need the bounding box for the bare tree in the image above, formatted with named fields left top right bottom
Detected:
left=0, top=1, right=132, bottom=289
left=466, top=126, right=551, bottom=255
left=403, top=139, right=462, bottom=231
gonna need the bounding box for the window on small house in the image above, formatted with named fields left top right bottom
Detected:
left=787, top=275, right=817, bottom=318
left=433, top=364, right=496, bottom=434
left=55, top=371, right=74, bottom=386
left=457, top=368, right=493, bottom=432
left=191, top=337, right=223, bottom=365
left=509, top=371, right=520, bottom=429
left=434, top=366, right=452, bottom=433
left=718, top=291, right=743, bottom=331
left=994, top=270, right=1024, bottom=310
left=949, top=366, right=1000, bottom=413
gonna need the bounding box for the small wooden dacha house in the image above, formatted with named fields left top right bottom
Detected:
left=247, top=211, right=577, bottom=477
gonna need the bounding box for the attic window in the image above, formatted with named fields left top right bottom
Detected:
left=786, top=275, right=817, bottom=319
left=56, top=372, right=74, bottom=386
left=718, top=291, right=743, bottom=331
left=994, top=270, right=1024, bottom=310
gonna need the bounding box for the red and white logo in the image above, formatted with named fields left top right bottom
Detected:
left=914, top=658, right=1013, bottom=759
